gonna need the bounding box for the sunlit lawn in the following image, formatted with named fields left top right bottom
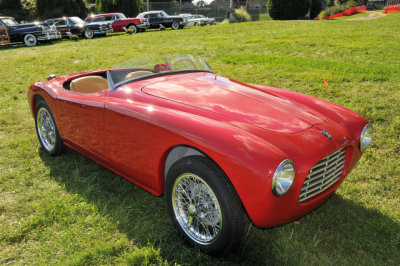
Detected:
left=0, top=14, right=399, bottom=264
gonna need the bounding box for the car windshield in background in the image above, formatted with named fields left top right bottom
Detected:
left=109, top=54, right=212, bottom=88
left=2, top=18, right=18, bottom=26
left=69, top=17, right=85, bottom=25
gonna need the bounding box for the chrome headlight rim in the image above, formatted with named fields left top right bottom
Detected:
left=360, top=124, right=373, bottom=152
left=272, top=159, right=295, bottom=197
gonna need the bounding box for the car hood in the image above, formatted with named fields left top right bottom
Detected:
left=8, top=23, right=44, bottom=30
left=141, top=73, right=324, bottom=134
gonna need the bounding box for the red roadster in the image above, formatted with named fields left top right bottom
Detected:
left=27, top=55, right=372, bottom=255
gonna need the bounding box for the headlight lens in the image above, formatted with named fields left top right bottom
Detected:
left=360, top=124, right=373, bottom=152
left=272, top=159, right=295, bottom=197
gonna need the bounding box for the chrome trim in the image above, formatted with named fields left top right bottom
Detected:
left=298, top=148, right=346, bottom=203
left=360, top=124, right=372, bottom=152
left=272, top=159, right=295, bottom=197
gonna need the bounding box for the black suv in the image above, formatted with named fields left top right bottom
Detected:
left=46, top=17, right=111, bottom=39
left=0, top=16, right=61, bottom=47
left=136, top=11, right=185, bottom=30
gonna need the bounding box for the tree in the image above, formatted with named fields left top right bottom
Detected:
left=0, top=0, right=24, bottom=19
left=268, top=0, right=311, bottom=20
left=36, top=0, right=88, bottom=19
left=95, top=0, right=142, bottom=17
left=310, top=0, right=323, bottom=19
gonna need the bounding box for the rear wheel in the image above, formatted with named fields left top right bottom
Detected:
left=171, top=22, right=180, bottom=30
left=165, top=156, right=244, bottom=255
left=127, top=25, right=137, bottom=34
left=24, top=34, right=37, bottom=47
left=35, top=99, right=66, bottom=156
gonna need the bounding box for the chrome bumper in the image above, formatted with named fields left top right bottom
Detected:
left=137, top=22, right=150, bottom=29
left=37, top=31, right=62, bottom=41
left=93, top=29, right=110, bottom=35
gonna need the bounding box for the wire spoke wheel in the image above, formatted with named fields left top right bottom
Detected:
left=166, top=156, right=243, bottom=255
left=172, top=173, right=222, bottom=245
left=37, top=107, right=56, bottom=151
left=34, top=99, right=65, bottom=156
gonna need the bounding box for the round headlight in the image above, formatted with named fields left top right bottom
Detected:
left=272, top=159, right=295, bottom=197
left=360, top=124, right=373, bottom=152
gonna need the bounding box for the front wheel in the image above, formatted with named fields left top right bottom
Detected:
left=24, top=34, right=37, bottom=47
left=165, top=156, right=244, bottom=255
left=84, top=28, right=94, bottom=39
left=171, top=22, right=180, bottom=30
left=35, top=99, right=66, bottom=156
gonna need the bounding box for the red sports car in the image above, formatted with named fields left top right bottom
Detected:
left=27, top=55, right=372, bottom=255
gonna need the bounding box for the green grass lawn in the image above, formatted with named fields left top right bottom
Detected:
left=1, top=14, right=400, bottom=265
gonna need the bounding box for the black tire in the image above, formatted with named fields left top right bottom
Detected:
left=35, top=99, right=66, bottom=156
left=84, top=28, right=94, bottom=39
left=165, top=156, right=244, bottom=255
left=171, top=22, right=180, bottom=30
left=127, top=25, right=137, bottom=34
left=24, top=34, right=37, bottom=47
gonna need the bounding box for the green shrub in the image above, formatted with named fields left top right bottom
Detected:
left=321, top=0, right=357, bottom=17
left=267, top=0, right=311, bottom=20
left=231, top=6, right=251, bottom=23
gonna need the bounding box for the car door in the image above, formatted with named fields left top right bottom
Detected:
left=55, top=19, right=70, bottom=36
left=104, top=87, right=164, bottom=192
left=56, top=88, right=108, bottom=162
left=0, top=20, right=10, bottom=44
left=148, top=13, right=160, bottom=28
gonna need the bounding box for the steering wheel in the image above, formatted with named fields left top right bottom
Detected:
left=171, top=58, right=198, bottom=70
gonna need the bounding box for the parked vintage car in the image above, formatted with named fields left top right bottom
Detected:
left=46, top=17, right=110, bottom=39
left=28, top=54, right=372, bottom=255
left=137, top=11, right=185, bottom=30
left=85, top=13, right=149, bottom=33
left=85, top=12, right=126, bottom=25
left=0, top=16, right=61, bottom=47
left=180, top=14, right=215, bottom=26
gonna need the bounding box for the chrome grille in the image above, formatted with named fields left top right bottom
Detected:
left=298, top=148, right=346, bottom=203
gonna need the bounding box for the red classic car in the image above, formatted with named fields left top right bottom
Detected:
left=85, top=13, right=149, bottom=33
left=27, top=55, right=372, bottom=255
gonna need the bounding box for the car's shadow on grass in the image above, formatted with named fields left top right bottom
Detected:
left=39, top=148, right=400, bottom=265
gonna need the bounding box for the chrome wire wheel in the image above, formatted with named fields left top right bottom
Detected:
left=36, top=107, right=56, bottom=152
left=172, top=173, right=222, bottom=245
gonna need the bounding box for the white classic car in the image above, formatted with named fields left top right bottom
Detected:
left=180, top=14, right=215, bottom=26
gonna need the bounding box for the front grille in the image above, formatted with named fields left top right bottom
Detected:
left=298, top=148, right=346, bottom=203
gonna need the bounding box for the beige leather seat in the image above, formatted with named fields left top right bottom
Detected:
left=125, top=71, right=153, bottom=80
left=70, top=75, right=108, bottom=93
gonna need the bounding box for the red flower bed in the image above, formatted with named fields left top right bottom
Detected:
left=383, top=5, right=400, bottom=14
left=319, top=6, right=367, bottom=20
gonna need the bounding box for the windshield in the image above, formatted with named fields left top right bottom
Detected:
left=108, top=54, right=212, bottom=90
left=159, top=11, right=168, bottom=17
left=2, top=18, right=19, bottom=26
left=117, top=13, right=126, bottom=19
left=69, top=17, right=85, bottom=25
